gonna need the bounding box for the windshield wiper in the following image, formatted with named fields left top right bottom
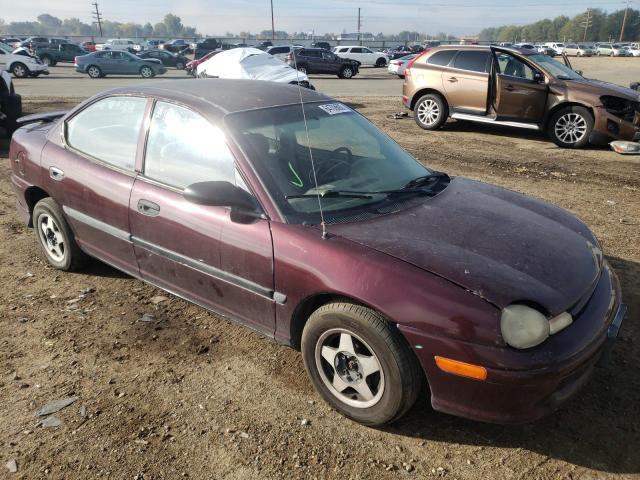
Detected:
left=285, top=190, right=373, bottom=200
left=401, top=171, right=449, bottom=190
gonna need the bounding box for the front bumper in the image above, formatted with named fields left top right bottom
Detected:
left=400, top=266, right=627, bottom=424
left=28, top=64, right=49, bottom=73
left=591, top=106, right=640, bottom=144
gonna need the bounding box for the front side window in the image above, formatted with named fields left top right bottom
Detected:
left=66, top=96, right=147, bottom=170
left=496, top=52, right=535, bottom=80
left=144, top=102, right=238, bottom=189
left=322, top=51, right=336, bottom=60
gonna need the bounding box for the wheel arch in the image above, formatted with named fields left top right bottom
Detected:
left=409, top=88, right=449, bottom=110
left=543, top=101, right=594, bottom=128
left=24, top=186, right=50, bottom=227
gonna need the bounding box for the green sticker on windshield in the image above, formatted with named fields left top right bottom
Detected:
left=318, top=103, right=351, bottom=115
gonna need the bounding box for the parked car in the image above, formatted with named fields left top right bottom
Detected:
left=257, top=41, right=273, bottom=50
left=81, top=41, right=97, bottom=52
left=310, top=41, right=331, bottom=51
left=74, top=50, right=166, bottom=78
left=185, top=50, right=219, bottom=76
left=287, top=48, right=359, bottom=78
left=564, top=44, right=594, bottom=57
left=385, top=46, right=413, bottom=60
left=410, top=45, right=425, bottom=53
left=534, top=44, right=556, bottom=56
left=544, top=42, right=565, bottom=55
left=0, top=42, right=49, bottom=78
left=333, top=46, right=388, bottom=67
left=137, top=50, right=189, bottom=69
left=513, top=43, right=536, bottom=50
left=17, top=37, right=49, bottom=49
left=197, top=48, right=314, bottom=89
left=0, top=69, right=21, bottom=135
left=265, top=45, right=302, bottom=62
left=142, top=40, right=163, bottom=50
left=193, top=37, right=221, bottom=60
left=35, top=43, right=87, bottom=66
left=626, top=46, right=640, bottom=57
left=96, top=39, right=136, bottom=52
left=48, top=38, right=70, bottom=47
left=388, top=53, right=417, bottom=78
left=403, top=45, right=640, bottom=148
left=1, top=38, right=23, bottom=49
left=596, top=43, right=630, bottom=56
left=8, top=79, right=626, bottom=426
left=161, top=39, right=190, bottom=53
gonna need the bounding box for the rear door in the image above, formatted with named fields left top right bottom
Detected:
left=129, top=100, right=276, bottom=334
left=442, top=49, right=491, bottom=115
left=490, top=48, right=548, bottom=122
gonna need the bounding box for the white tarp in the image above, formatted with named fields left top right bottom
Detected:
left=196, top=47, right=309, bottom=83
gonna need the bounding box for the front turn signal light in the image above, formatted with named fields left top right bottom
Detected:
left=435, top=356, right=487, bottom=381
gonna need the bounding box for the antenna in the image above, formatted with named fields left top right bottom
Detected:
left=290, top=48, right=328, bottom=239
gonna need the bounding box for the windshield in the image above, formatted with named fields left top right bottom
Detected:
left=0, top=42, right=12, bottom=54
left=528, top=54, right=582, bottom=80
left=226, top=103, right=434, bottom=224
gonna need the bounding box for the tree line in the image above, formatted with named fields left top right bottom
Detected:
left=479, top=8, right=640, bottom=43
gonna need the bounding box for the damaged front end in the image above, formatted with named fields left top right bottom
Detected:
left=592, top=95, right=640, bottom=143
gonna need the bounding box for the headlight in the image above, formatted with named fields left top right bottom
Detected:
left=501, top=305, right=549, bottom=349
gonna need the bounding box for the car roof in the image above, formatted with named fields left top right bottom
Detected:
left=102, top=79, right=331, bottom=118
left=429, top=45, right=536, bottom=55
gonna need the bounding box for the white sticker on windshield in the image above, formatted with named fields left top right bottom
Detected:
left=318, top=103, right=351, bottom=115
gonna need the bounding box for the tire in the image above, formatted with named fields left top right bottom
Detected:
left=87, top=65, right=102, bottom=79
left=33, top=198, right=89, bottom=271
left=40, top=55, right=53, bottom=66
left=398, top=74, right=405, bottom=79
left=414, top=93, right=448, bottom=130
left=175, top=61, right=185, bottom=70
left=548, top=105, right=594, bottom=149
left=140, top=66, right=154, bottom=78
left=339, top=66, right=354, bottom=79
left=301, top=302, right=421, bottom=426
left=11, top=62, right=29, bottom=78
left=375, top=57, right=387, bottom=67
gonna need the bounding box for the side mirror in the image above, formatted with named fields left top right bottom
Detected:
left=184, top=181, right=258, bottom=212
left=533, top=71, right=545, bottom=83
left=575, top=70, right=584, bottom=76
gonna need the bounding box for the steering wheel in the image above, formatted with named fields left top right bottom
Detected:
left=313, top=147, right=353, bottom=184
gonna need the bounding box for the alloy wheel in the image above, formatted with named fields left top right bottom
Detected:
left=12, top=64, right=27, bottom=78
left=554, top=113, right=588, bottom=144
left=315, top=328, right=385, bottom=409
left=37, top=214, right=66, bottom=262
left=141, top=66, right=153, bottom=78
left=342, top=67, right=353, bottom=78
left=417, top=99, right=440, bottom=126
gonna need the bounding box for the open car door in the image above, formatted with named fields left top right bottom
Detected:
left=489, top=47, right=548, bottom=123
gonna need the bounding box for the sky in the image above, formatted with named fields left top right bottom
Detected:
left=1, top=0, right=634, bottom=36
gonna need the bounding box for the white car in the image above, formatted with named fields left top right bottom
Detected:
left=333, top=46, right=388, bottom=67
left=196, top=47, right=313, bottom=88
left=627, top=46, right=640, bottom=57
left=265, top=45, right=303, bottom=62
left=387, top=54, right=416, bottom=78
left=597, top=43, right=630, bottom=57
left=96, top=39, right=136, bottom=52
left=564, top=44, right=594, bottom=57
left=0, top=42, right=49, bottom=78
left=544, top=42, right=565, bottom=55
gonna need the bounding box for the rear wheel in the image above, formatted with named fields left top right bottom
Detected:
left=375, top=57, right=387, bottom=67
left=301, top=302, right=421, bottom=426
left=140, top=66, right=154, bottom=78
left=11, top=62, right=29, bottom=78
left=33, top=198, right=89, bottom=271
left=175, top=61, right=185, bottom=70
left=548, top=105, right=594, bottom=148
left=414, top=93, right=448, bottom=130
left=339, top=66, right=354, bottom=79
left=87, top=65, right=102, bottom=78
left=40, top=55, right=53, bottom=66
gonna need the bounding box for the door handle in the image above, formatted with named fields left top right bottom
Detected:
left=137, top=199, right=160, bottom=217
left=505, top=85, right=516, bottom=91
left=447, top=77, right=458, bottom=83
left=49, top=166, right=65, bottom=181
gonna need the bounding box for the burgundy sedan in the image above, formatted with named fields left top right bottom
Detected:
left=9, top=80, right=626, bottom=425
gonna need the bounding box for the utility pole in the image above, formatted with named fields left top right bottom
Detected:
left=357, top=8, right=361, bottom=45
left=270, top=0, right=275, bottom=41
left=620, top=0, right=630, bottom=42
left=92, top=1, right=103, bottom=37
left=581, top=8, right=592, bottom=42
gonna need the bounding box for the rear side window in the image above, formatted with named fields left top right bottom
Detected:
left=453, top=51, right=490, bottom=72
left=351, top=48, right=364, bottom=53
left=269, top=47, right=288, bottom=54
left=428, top=50, right=456, bottom=66
left=302, top=50, right=321, bottom=58
left=66, top=96, right=147, bottom=170
left=144, top=102, right=237, bottom=189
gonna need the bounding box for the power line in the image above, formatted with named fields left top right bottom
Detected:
left=91, top=1, right=103, bottom=37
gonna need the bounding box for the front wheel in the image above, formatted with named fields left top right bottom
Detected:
left=140, top=66, right=154, bottom=78
left=33, top=198, right=89, bottom=271
left=548, top=106, right=594, bottom=148
left=414, top=93, right=448, bottom=130
left=11, top=62, right=29, bottom=78
left=339, top=66, right=354, bottom=79
left=301, top=302, right=421, bottom=426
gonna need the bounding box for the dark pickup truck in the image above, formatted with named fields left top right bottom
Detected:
left=193, top=38, right=222, bottom=60
left=35, top=43, right=87, bottom=66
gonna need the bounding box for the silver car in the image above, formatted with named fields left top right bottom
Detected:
left=564, top=44, right=594, bottom=57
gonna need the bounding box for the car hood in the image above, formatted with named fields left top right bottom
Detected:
left=329, top=177, right=601, bottom=315
left=570, top=78, right=640, bottom=101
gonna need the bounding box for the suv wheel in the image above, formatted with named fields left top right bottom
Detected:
left=40, top=55, right=53, bottom=66
left=414, top=93, right=448, bottom=130
left=87, top=65, right=102, bottom=78
left=339, top=66, right=354, bottom=79
left=11, top=62, right=29, bottom=78
left=33, top=198, right=89, bottom=271
left=548, top=106, right=594, bottom=148
left=301, top=302, right=421, bottom=426
left=375, top=57, right=387, bottom=67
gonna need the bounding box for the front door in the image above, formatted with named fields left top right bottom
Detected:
left=442, top=50, right=491, bottom=114
left=129, top=100, right=275, bottom=334
left=491, top=49, right=548, bottom=122
left=42, top=95, right=148, bottom=275
left=322, top=51, right=340, bottom=74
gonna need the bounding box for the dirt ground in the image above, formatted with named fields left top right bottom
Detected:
left=1, top=97, right=639, bottom=480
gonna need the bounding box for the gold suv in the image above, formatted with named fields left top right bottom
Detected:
left=402, top=45, right=640, bottom=148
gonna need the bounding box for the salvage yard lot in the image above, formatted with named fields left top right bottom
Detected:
left=0, top=97, right=639, bottom=479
